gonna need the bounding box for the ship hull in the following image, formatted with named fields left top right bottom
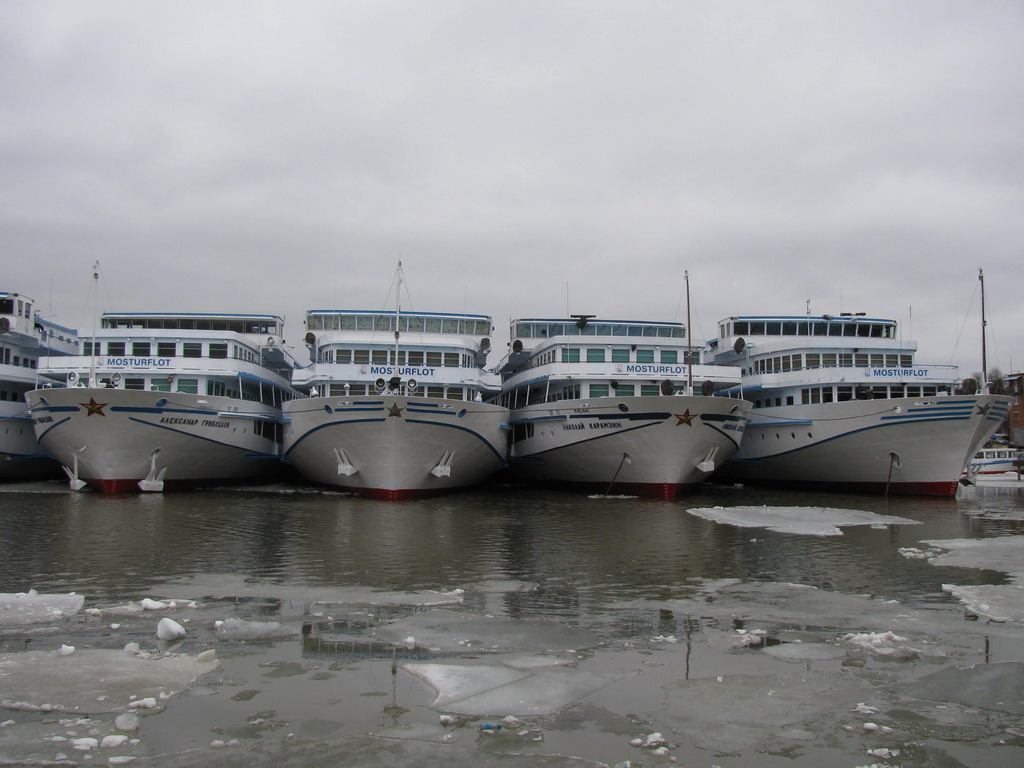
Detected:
left=282, top=396, right=509, bottom=499
left=27, top=388, right=283, bottom=492
left=717, top=394, right=1012, bottom=497
left=508, top=395, right=750, bottom=499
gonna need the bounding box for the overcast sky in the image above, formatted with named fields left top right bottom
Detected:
left=3, top=1, right=1022, bottom=374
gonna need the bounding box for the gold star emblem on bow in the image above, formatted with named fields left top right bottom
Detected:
left=674, top=409, right=698, bottom=426
left=80, top=397, right=108, bottom=417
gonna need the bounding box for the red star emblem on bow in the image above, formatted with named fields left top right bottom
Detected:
left=674, top=409, right=698, bottom=426
left=80, top=397, right=108, bottom=417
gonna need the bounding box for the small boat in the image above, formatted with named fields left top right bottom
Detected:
left=708, top=313, right=1014, bottom=496
left=27, top=307, right=299, bottom=493
left=495, top=314, right=751, bottom=498
left=0, top=291, right=79, bottom=481
left=963, top=444, right=1023, bottom=481
left=282, top=263, right=510, bottom=499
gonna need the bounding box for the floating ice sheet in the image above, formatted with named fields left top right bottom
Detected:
left=0, top=648, right=218, bottom=714
left=0, top=591, right=84, bottom=625
left=370, top=608, right=603, bottom=653
left=154, top=574, right=466, bottom=608
left=918, top=536, right=1024, bottom=578
left=901, top=661, right=1024, bottom=715
left=908, top=537, right=1024, bottom=621
left=404, top=660, right=619, bottom=716
left=687, top=506, right=918, bottom=536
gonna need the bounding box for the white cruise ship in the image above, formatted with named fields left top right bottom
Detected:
left=282, top=302, right=510, bottom=499
left=709, top=314, right=1013, bottom=496
left=27, top=311, right=299, bottom=492
left=1, top=291, right=79, bottom=480
left=495, top=315, right=751, bottom=498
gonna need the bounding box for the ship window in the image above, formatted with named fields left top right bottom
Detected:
left=838, top=353, right=851, bottom=367
left=353, top=349, right=369, bottom=364
left=442, top=319, right=458, bottom=333
left=822, top=353, right=837, bottom=367
left=108, top=342, right=126, bottom=355
left=885, top=355, right=898, bottom=367
left=783, top=322, right=798, bottom=335
left=426, top=385, right=444, bottom=398
left=611, top=348, right=630, bottom=362
left=424, top=318, right=442, bottom=333
left=733, top=321, right=749, bottom=335
left=855, top=353, right=868, bottom=366
left=373, top=316, right=392, bottom=331
left=901, top=355, right=912, bottom=366
left=371, top=350, right=387, bottom=363
left=586, top=348, right=605, bottom=363
left=906, top=386, right=920, bottom=397
left=448, top=387, right=464, bottom=400
left=131, top=342, right=149, bottom=356
left=426, top=352, right=442, bottom=366
left=209, top=343, right=227, bottom=359
left=661, top=350, right=678, bottom=363
left=837, top=386, right=853, bottom=401
left=407, top=351, right=424, bottom=365
left=443, top=352, right=460, bottom=367
left=870, top=354, right=884, bottom=366
left=589, top=384, right=610, bottom=398
left=176, top=378, right=198, bottom=394
left=615, top=384, right=635, bottom=396
left=158, top=342, right=176, bottom=357
left=636, top=349, right=654, bottom=363
left=805, top=353, right=820, bottom=368
left=561, top=347, right=580, bottom=363
left=183, top=343, right=201, bottom=358
left=125, top=378, right=145, bottom=390
left=640, top=384, right=659, bottom=396
left=390, top=350, right=405, bottom=364
left=336, top=349, right=351, bottom=363
left=150, top=379, right=171, bottom=392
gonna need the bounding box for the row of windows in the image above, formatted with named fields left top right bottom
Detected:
left=82, top=341, right=259, bottom=363
left=308, top=314, right=491, bottom=335
left=103, top=316, right=281, bottom=334
left=1, top=348, right=36, bottom=368
left=324, top=383, right=471, bottom=399
left=752, top=384, right=951, bottom=408
left=723, top=319, right=896, bottom=339
left=502, top=382, right=680, bottom=408
left=316, top=349, right=474, bottom=366
left=82, top=375, right=294, bottom=405
left=515, top=322, right=684, bottom=339
left=557, top=347, right=700, bottom=365
left=751, top=352, right=913, bottom=374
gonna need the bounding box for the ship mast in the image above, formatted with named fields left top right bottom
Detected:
left=89, top=261, right=99, bottom=387
left=979, top=268, right=988, bottom=393
left=685, top=270, right=693, bottom=393
left=393, top=261, right=402, bottom=369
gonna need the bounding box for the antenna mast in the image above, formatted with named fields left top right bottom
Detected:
left=979, top=268, right=988, bottom=392
left=685, top=271, right=693, bottom=392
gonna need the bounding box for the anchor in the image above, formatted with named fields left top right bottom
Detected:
left=138, top=448, right=166, bottom=492
left=695, top=446, right=719, bottom=473
left=334, top=447, right=357, bottom=476
left=430, top=450, right=455, bottom=478
left=63, top=446, right=88, bottom=492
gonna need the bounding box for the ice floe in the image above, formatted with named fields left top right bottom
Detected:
left=403, top=659, right=619, bottom=716
left=370, top=607, right=603, bottom=653
left=687, top=505, right=918, bottom=536
left=215, top=617, right=301, bottom=641
left=0, top=648, right=218, bottom=714
left=903, top=536, right=1024, bottom=621
left=900, top=661, right=1024, bottom=715
left=0, top=591, right=84, bottom=625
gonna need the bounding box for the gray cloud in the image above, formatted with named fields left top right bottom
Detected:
left=3, top=1, right=1022, bottom=372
